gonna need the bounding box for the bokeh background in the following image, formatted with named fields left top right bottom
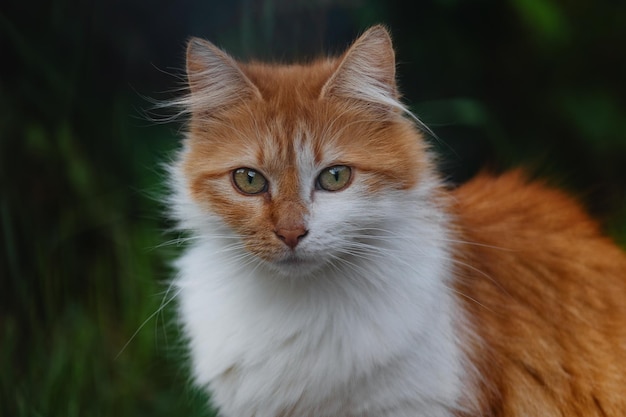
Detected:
left=2, top=0, right=626, bottom=416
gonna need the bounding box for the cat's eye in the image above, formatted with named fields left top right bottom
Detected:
left=317, top=165, right=352, bottom=192
left=233, top=168, right=268, bottom=195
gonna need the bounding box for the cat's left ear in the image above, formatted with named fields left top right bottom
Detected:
left=320, top=25, right=399, bottom=108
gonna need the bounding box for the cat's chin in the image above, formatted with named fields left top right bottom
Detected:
left=265, top=254, right=325, bottom=278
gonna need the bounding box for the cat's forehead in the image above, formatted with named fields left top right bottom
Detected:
left=186, top=103, right=337, bottom=178
left=188, top=69, right=352, bottom=167
left=241, top=59, right=339, bottom=102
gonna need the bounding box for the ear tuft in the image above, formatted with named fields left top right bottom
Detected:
left=185, top=38, right=261, bottom=113
left=321, top=25, right=399, bottom=107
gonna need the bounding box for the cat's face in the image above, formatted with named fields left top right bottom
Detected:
left=179, top=27, right=431, bottom=276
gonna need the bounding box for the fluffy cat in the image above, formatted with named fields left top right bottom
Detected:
left=168, top=25, right=626, bottom=416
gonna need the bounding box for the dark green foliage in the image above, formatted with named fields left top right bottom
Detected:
left=1, top=1, right=625, bottom=416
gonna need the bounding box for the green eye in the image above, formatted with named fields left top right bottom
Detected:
left=233, top=168, right=268, bottom=195
left=317, top=165, right=352, bottom=191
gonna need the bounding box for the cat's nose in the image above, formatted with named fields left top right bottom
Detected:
left=274, top=227, right=308, bottom=249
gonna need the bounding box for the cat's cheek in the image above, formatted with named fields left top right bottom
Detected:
left=189, top=179, right=263, bottom=234
left=187, top=179, right=298, bottom=262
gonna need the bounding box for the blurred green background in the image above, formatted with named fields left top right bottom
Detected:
left=2, top=0, right=625, bottom=416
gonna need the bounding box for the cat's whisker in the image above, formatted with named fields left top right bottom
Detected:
left=325, top=253, right=383, bottom=289
left=446, top=287, right=495, bottom=313
left=153, top=280, right=181, bottom=347
left=338, top=251, right=494, bottom=312
left=348, top=241, right=505, bottom=310
left=221, top=251, right=259, bottom=269
left=209, top=243, right=248, bottom=254
left=328, top=244, right=496, bottom=315
left=116, top=283, right=182, bottom=360
left=154, top=235, right=204, bottom=248
left=344, top=236, right=492, bottom=275
left=432, top=238, right=514, bottom=252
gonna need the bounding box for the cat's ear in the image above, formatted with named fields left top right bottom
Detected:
left=321, top=25, right=399, bottom=108
left=185, top=38, right=262, bottom=113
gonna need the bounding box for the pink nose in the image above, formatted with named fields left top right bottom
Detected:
left=275, top=227, right=308, bottom=249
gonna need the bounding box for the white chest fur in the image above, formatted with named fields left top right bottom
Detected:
left=174, top=214, right=468, bottom=417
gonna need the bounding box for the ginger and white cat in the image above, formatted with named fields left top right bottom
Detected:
left=168, top=25, right=626, bottom=416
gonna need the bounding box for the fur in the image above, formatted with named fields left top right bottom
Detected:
left=167, top=26, right=626, bottom=416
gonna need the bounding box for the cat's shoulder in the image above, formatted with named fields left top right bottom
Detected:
left=451, top=169, right=601, bottom=240
left=450, top=168, right=626, bottom=275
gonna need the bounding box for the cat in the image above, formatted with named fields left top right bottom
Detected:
left=167, top=25, right=626, bottom=417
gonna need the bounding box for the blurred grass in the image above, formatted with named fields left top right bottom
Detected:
left=1, top=1, right=213, bottom=413
left=0, top=104, right=212, bottom=416
left=1, top=0, right=625, bottom=416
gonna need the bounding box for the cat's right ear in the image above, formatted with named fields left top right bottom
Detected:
left=185, top=38, right=262, bottom=113
left=320, top=25, right=400, bottom=110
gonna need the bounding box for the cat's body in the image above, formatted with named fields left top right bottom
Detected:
left=169, top=26, right=626, bottom=416
left=455, top=172, right=626, bottom=415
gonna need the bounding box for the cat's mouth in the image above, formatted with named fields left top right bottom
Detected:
left=270, top=254, right=321, bottom=276
left=276, top=254, right=312, bottom=267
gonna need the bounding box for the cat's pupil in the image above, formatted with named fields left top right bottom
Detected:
left=233, top=168, right=268, bottom=194
left=317, top=165, right=351, bottom=191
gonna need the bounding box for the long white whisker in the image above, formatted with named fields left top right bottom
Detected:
left=331, top=230, right=508, bottom=310
left=116, top=284, right=182, bottom=359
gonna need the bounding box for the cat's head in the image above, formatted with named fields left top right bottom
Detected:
left=174, top=26, right=438, bottom=277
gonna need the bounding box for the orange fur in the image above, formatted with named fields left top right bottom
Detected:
left=453, top=171, right=626, bottom=416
